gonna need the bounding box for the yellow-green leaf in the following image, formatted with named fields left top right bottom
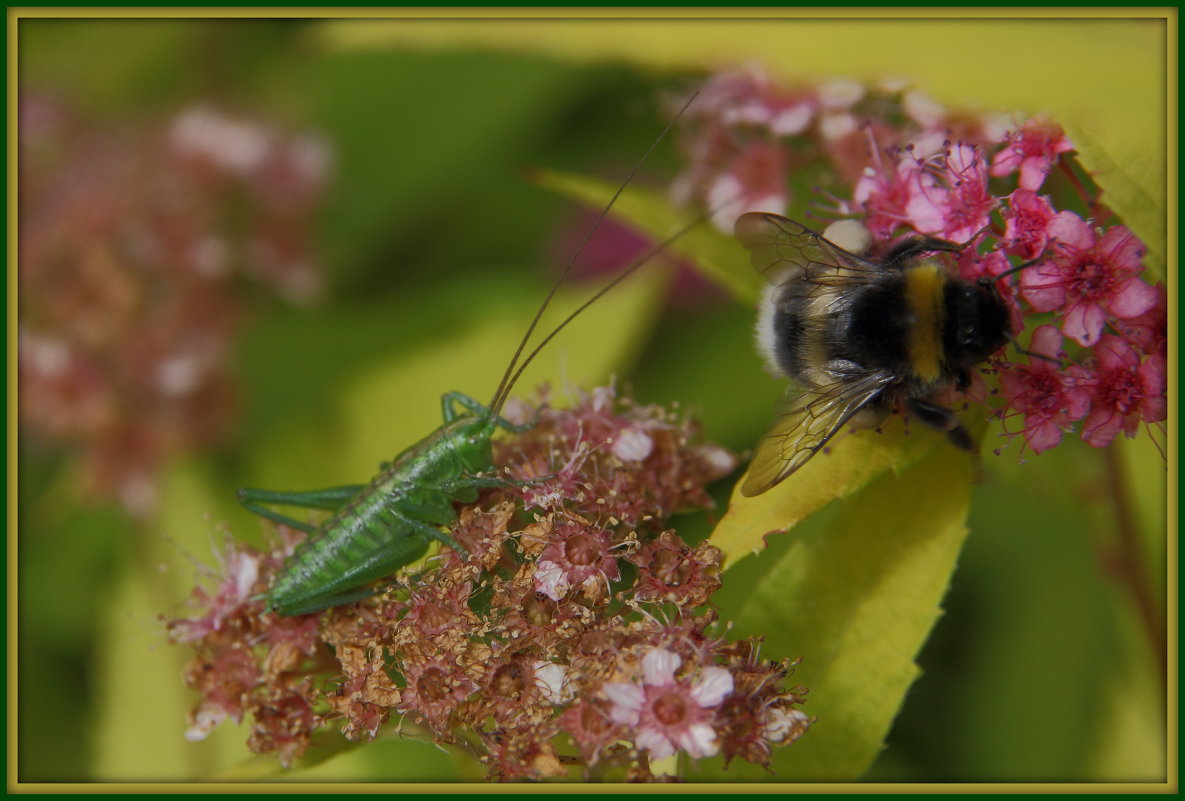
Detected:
left=711, top=422, right=943, bottom=568
left=532, top=168, right=762, bottom=304
left=693, top=440, right=975, bottom=780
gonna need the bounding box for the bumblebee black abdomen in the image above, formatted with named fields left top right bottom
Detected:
left=839, top=280, right=917, bottom=376
left=765, top=264, right=947, bottom=388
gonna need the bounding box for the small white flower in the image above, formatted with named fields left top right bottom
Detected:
left=184, top=703, right=226, bottom=742
left=171, top=107, right=271, bottom=175
left=689, top=666, right=734, bottom=707
left=604, top=682, right=645, bottom=725
left=903, top=89, right=946, bottom=128
left=641, top=647, right=681, bottom=687
left=590, top=385, right=616, bottom=412
left=707, top=174, right=785, bottom=233
left=533, top=559, right=569, bottom=601
left=768, top=104, right=813, bottom=136
left=819, top=111, right=857, bottom=141
left=611, top=427, right=654, bottom=462
left=606, top=647, right=733, bottom=762
left=231, top=551, right=260, bottom=601
left=674, top=722, right=720, bottom=759
left=636, top=728, right=677, bottom=761
left=819, top=79, right=864, bottom=110
left=533, top=661, right=572, bottom=704
left=723, top=101, right=772, bottom=127
left=764, top=706, right=810, bottom=744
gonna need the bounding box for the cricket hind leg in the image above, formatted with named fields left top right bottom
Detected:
left=270, top=583, right=386, bottom=617
left=236, top=485, right=364, bottom=534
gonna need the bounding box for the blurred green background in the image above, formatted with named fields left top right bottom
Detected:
left=15, top=16, right=1169, bottom=784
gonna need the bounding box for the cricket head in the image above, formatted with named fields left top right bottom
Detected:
left=442, top=414, right=497, bottom=473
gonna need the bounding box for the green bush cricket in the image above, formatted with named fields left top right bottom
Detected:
left=238, top=97, right=703, bottom=617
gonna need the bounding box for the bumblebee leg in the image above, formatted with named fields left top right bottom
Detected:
left=906, top=398, right=974, bottom=452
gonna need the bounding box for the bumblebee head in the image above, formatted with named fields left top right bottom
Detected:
left=944, top=280, right=1011, bottom=367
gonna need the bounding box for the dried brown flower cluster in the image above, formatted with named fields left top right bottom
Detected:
left=19, top=96, right=330, bottom=515
left=167, top=386, right=812, bottom=781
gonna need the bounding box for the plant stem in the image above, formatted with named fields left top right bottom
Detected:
left=1102, top=445, right=1165, bottom=683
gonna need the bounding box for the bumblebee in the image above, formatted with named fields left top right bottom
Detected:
left=735, top=212, right=1012, bottom=496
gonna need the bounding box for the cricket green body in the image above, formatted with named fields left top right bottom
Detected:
left=243, top=394, right=513, bottom=617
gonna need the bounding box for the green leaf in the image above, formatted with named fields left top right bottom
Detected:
left=532, top=168, right=762, bottom=303
left=1063, top=122, right=1165, bottom=277
left=296, top=48, right=596, bottom=287
left=711, top=422, right=943, bottom=567
left=693, top=440, right=975, bottom=781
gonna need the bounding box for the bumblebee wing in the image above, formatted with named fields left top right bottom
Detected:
left=741, top=367, right=895, bottom=497
left=734, top=212, right=882, bottom=288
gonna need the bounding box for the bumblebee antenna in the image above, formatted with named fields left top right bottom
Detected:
left=1007, top=335, right=1064, bottom=366
left=992, top=255, right=1043, bottom=284
left=488, top=90, right=700, bottom=417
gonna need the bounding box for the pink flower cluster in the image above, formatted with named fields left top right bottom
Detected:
left=166, top=387, right=811, bottom=781
left=19, top=96, right=330, bottom=514
left=674, top=69, right=1166, bottom=457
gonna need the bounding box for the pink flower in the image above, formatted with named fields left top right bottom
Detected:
left=1002, top=189, right=1057, bottom=260
left=604, top=647, right=733, bottom=760
left=1020, top=213, right=1157, bottom=346
left=403, top=581, right=477, bottom=637
left=168, top=545, right=263, bottom=644
left=1077, top=336, right=1167, bottom=448
left=558, top=699, right=623, bottom=764
left=533, top=521, right=620, bottom=601
left=628, top=531, right=722, bottom=607
left=990, top=117, right=1073, bottom=190
left=853, top=148, right=921, bottom=240
left=997, top=326, right=1091, bottom=454
left=398, top=656, right=477, bottom=731
left=1113, top=282, right=1167, bottom=357
left=907, top=143, right=995, bottom=242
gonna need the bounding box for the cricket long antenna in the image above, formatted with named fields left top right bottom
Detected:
left=492, top=207, right=718, bottom=416
left=488, top=90, right=700, bottom=417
